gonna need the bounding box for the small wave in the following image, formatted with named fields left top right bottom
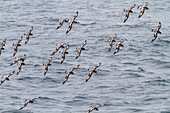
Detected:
left=80, top=22, right=97, bottom=26
left=161, top=111, right=170, bottom=113
left=2, top=109, right=33, bottom=113
left=73, top=95, right=87, bottom=100
left=128, top=108, right=144, bottom=112
left=65, top=99, right=87, bottom=106
left=144, top=78, right=169, bottom=86
left=10, top=96, right=20, bottom=100
left=17, top=76, right=35, bottom=81
left=124, top=72, right=144, bottom=78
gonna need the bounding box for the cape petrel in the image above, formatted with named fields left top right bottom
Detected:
left=24, top=26, right=33, bottom=44
left=43, top=57, right=53, bottom=76
left=151, top=22, right=162, bottom=42
left=85, top=63, right=101, bottom=82
left=66, top=11, right=79, bottom=34
left=0, top=71, right=15, bottom=85
left=137, top=2, right=149, bottom=18
left=75, top=40, right=87, bottom=59
left=51, top=42, right=68, bottom=55
left=12, top=36, right=23, bottom=57
left=19, top=97, right=41, bottom=110
left=0, top=38, right=7, bottom=56
left=114, top=39, right=124, bottom=54
left=123, top=4, right=136, bottom=23
left=87, top=104, right=106, bottom=113
left=62, top=65, right=80, bottom=84
left=60, top=44, right=69, bottom=64
left=108, top=34, right=117, bottom=51
left=56, top=18, right=69, bottom=30
left=10, top=54, right=26, bottom=66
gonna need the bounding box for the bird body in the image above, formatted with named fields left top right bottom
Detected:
left=0, top=38, right=7, bottom=56
left=62, top=65, right=79, bottom=84
left=25, top=26, right=33, bottom=44
left=51, top=42, right=67, bottom=55
left=60, top=44, right=69, bottom=64
left=56, top=18, right=69, bottom=30
left=10, top=54, right=26, bottom=66
left=85, top=63, right=101, bottom=82
left=138, top=2, right=149, bottom=18
left=20, top=97, right=41, bottom=110
left=0, top=71, right=15, bottom=85
left=114, top=39, right=124, bottom=54
left=151, top=22, right=162, bottom=42
left=108, top=34, right=117, bottom=51
left=87, top=104, right=106, bottom=113
left=12, top=36, right=23, bottom=57
left=43, top=57, right=53, bottom=76
left=123, top=4, right=136, bottom=23
left=66, top=11, right=79, bottom=34
left=76, top=40, right=87, bottom=59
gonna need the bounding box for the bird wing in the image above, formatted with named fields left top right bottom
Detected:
left=47, top=57, right=53, bottom=64
left=129, top=4, right=136, bottom=10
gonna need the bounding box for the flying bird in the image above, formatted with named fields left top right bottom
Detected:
left=12, top=36, right=23, bottom=57
left=75, top=40, right=87, bottom=59
left=17, top=60, right=25, bottom=75
left=60, top=44, right=69, bottom=64
left=108, top=34, right=117, bottom=51
left=114, top=39, right=124, bottom=54
left=85, top=63, right=101, bottom=82
left=24, top=26, right=33, bottom=44
left=123, top=4, right=136, bottom=23
left=87, top=104, right=106, bottom=113
left=151, top=22, right=162, bottom=42
left=51, top=42, right=67, bottom=55
left=56, top=18, right=69, bottom=30
left=62, top=65, right=80, bottom=84
left=137, top=2, right=149, bottom=18
left=0, top=38, right=7, bottom=56
left=10, top=54, right=26, bottom=66
left=66, top=11, right=79, bottom=34
left=19, top=97, right=41, bottom=110
left=43, top=57, right=53, bottom=76
left=0, top=71, right=15, bottom=85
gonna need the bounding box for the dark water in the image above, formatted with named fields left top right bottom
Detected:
left=0, top=0, right=170, bottom=113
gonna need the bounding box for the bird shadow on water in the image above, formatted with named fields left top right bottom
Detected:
left=1, top=109, right=33, bottom=113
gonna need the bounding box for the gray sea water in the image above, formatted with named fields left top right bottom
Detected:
left=0, top=0, right=170, bottom=113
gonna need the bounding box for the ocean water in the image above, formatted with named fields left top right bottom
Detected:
left=0, top=0, right=170, bottom=113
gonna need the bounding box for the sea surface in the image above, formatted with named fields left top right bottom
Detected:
left=0, top=0, right=170, bottom=113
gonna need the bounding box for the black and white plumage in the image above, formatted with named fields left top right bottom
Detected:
left=137, top=2, right=149, bottom=18
left=62, top=65, right=80, bottom=84
left=75, top=40, right=87, bottom=59
left=17, top=60, right=25, bottom=75
left=151, top=22, right=162, bottom=42
left=0, top=71, right=15, bottom=85
left=66, top=11, right=78, bottom=34
left=51, top=42, right=67, bottom=55
left=0, top=38, right=7, bottom=56
left=10, top=54, right=26, bottom=66
left=12, top=36, right=23, bottom=57
left=108, top=34, right=117, bottom=51
left=87, top=104, right=106, bottom=113
left=43, top=57, right=53, bottom=76
left=114, top=39, right=124, bottom=54
left=60, top=44, right=69, bottom=64
left=56, top=18, right=69, bottom=30
left=25, top=26, right=33, bottom=44
left=123, top=4, right=136, bottom=23
left=85, top=63, right=101, bottom=82
left=19, top=97, right=41, bottom=110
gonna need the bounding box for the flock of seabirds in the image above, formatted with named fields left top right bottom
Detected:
left=0, top=2, right=162, bottom=113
